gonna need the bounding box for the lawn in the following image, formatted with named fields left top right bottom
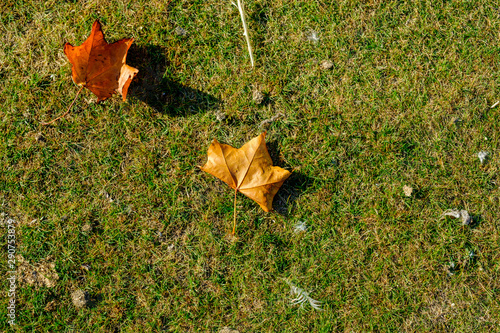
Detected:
left=1, top=0, right=500, bottom=331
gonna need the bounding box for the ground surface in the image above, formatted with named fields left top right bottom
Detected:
left=1, top=0, right=500, bottom=331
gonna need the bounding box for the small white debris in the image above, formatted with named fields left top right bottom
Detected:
left=174, top=26, right=188, bottom=36
left=215, top=111, right=227, bottom=121
left=101, top=190, right=116, bottom=203
left=468, top=250, right=475, bottom=260
left=50, top=74, right=56, bottom=81
left=306, top=31, right=320, bottom=43
left=81, top=224, right=92, bottom=233
left=442, top=209, right=471, bottom=225
left=490, top=101, right=499, bottom=109
left=0, top=215, right=15, bottom=227
left=35, top=133, right=45, bottom=142
left=71, top=289, right=87, bottom=308
left=252, top=89, right=264, bottom=104
left=447, top=261, right=456, bottom=276
left=293, top=220, right=308, bottom=232
left=320, top=60, right=334, bottom=70
left=283, top=279, right=322, bottom=311
left=477, top=151, right=489, bottom=164
left=403, top=185, right=413, bottom=197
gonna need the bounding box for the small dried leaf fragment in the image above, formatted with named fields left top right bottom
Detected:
left=320, top=60, right=334, bottom=70
left=200, top=132, right=291, bottom=212
left=71, top=289, right=88, bottom=308
left=64, top=20, right=138, bottom=102
left=403, top=185, right=413, bottom=197
left=252, top=89, right=264, bottom=104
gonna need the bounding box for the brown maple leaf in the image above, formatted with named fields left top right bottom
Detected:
left=64, top=19, right=138, bottom=102
left=43, top=20, right=138, bottom=125
left=200, top=132, right=291, bottom=234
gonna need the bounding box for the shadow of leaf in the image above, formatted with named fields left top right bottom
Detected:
left=127, top=44, right=219, bottom=116
left=266, top=140, right=314, bottom=216
left=86, top=292, right=102, bottom=309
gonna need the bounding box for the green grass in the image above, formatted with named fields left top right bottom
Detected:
left=1, top=0, right=500, bottom=331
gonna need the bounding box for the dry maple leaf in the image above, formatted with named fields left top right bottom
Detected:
left=200, top=132, right=291, bottom=234
left=64, top=19, right=138, bottom=102
left=43, top=20, right=138, bottom=125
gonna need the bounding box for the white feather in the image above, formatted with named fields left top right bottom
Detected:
left=283, top=279, right=323, bottom=311
left=293, top=220, right=308, bottom=232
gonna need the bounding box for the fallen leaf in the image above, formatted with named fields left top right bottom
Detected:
left=200, top=132, right=291, bottom=233
left=64, top=19, right=138, bottom=102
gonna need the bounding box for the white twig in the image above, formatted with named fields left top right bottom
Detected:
left=259, top=112, right=284, bottom=127
left=441, top=209, right=471, bottom=225
left=235, top=0, right=254, bottom=68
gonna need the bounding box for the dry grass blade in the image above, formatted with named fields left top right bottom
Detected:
left=232, top=0, right=254, bottom=68
left=41, top=86, right=83, bottom=125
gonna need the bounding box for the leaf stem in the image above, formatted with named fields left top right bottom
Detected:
left=42, top=85, right=84, bottom=125
left=232, top=188, right=238, bottom=234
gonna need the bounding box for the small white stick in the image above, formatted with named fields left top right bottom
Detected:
left=236, top=0, right=255, bottom=68
left=490, top=101, right=499, bottom=109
